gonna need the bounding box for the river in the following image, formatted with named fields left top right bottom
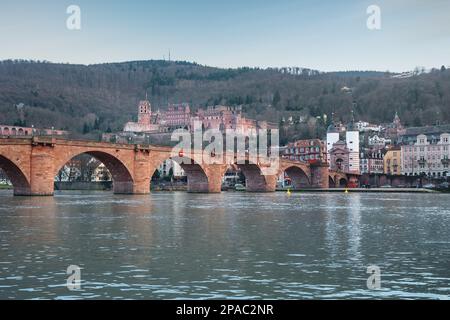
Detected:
left=0, top=190, right=449, bottom=299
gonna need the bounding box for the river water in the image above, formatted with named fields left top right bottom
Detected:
left=0, top=190, right=449, bottom=300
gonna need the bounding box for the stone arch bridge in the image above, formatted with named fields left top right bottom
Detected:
left=0, top=137, right=354, bottom=196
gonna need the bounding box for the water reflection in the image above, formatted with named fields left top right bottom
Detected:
left=0, top=190, right=449, bottom=300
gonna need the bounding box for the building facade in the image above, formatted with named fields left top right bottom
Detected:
left=368, top=135, right=391, bottom=147
left=283, top=139, right=327, bottom=163
left=384, top=147, right=402, bottom=175
left=161, top=103, right=191, bottom=129
left=329, top=141, right=350, bottom=173
left=401, top=132, right=450, bottom=178
left=360, top=148, right=385, bottom=174
left=326, top=124, right=340, bottom=165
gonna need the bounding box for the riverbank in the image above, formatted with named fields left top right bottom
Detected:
left=0, top=184, right=12, bottom=190
left=151, top=185, right=188, bottom=191
left=278, top=187, right=438, bottom=193
left=54, top=181, right=112, bottom=191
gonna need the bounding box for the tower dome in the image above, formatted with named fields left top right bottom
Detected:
left=327, top=124, right=338, bottom=133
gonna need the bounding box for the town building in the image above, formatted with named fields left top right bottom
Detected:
left=158, top=159, right=185, bottom=179
left=355, top=121, right=381, bottom=132
left=222, top=165, right=244, bottom=187
left=93, top=163, right=112, bottom=182
left=384, top=146, right=402, bottom=175
left=326, top=120, right=360, bottom=174
left=400, top=127, right=450, bottom=178
left=368, top=134, right=392, bottom=147
left=283, top=139, right=327, bottom=163
left=398, top=124, right=450, bottom=145
left=360, top=148, right=385, bottom=174
left=329, top=140, right=350, bottom=173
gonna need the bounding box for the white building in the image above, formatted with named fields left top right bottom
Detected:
left=402, top=133, right=450, bottom=178
left=346, top=125, right=360, bottom=174
left=355, top=121, right=381, bottom=132
left=158, top=159, right=185, bottom=178
left=369, top=135, right=392, bottom=147
left=326, top=125, right=340, bottom=165
left=327, top=122, right=360, bottom=173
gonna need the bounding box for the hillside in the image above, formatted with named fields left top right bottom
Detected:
left=1, top=60, right=450, bottom=143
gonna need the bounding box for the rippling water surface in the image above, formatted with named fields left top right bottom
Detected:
left=0, top=190, right=449, bottom=299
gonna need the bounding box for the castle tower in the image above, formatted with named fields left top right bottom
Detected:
left=137, top=99, right=152, bottom=125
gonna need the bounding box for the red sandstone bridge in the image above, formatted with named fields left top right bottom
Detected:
left=0, top=136, right=353, bottom=196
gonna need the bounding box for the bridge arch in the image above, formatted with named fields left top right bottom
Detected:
left=150, top=153, right=215, bottom=193
left=54, top=150, right=135, bottom=194
left=234, top=162, right=277, bottom=192
left=0, top=155, right=31, bottom=195
left=282, top=165, right=311, bottom=190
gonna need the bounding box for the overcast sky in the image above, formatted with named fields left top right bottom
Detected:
left=0, top=0, right=449, bottom=72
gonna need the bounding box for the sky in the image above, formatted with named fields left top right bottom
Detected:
left=0, top=0, right=449, bottom=72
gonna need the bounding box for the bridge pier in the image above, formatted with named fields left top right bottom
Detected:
left=201, top=164, right=228, bottom=193
left=130, top=149, right=152, bottom=194
left=310, top=163, right=329, bottom=189
left=28, top=145, right=55, bottom=196
left=183, top=164, right=227, bottom=193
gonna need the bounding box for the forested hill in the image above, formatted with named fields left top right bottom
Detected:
left=0, top=59, right=449, bottom=140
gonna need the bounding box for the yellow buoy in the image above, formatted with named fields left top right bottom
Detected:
left=345, top=188, right=349, bottom=194
left=287, top=189, right=291, bottom=196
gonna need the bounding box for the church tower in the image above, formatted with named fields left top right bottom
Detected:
left=393, top=112, right=402, bottom=129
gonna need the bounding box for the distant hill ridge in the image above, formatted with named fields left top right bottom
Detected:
left=0, top=59, right=449, bottom=141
